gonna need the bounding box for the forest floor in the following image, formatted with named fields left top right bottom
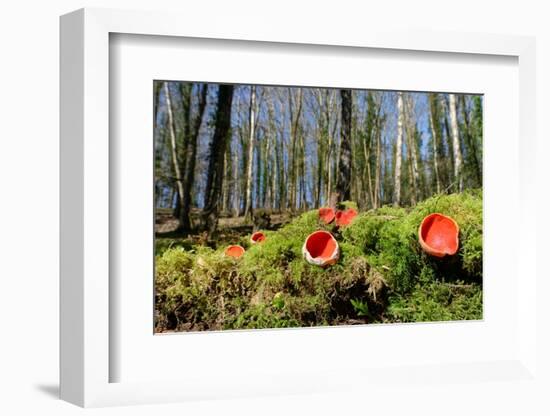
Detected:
left=155, top=208, right=295, bottom=252
left=154, top=191, right=483, bottom=333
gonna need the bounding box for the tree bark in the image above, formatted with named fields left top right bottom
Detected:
left=202, top=84, right=234, bottom=235
left=334, top=89, right=352, bottom=204
left=405, top=94, right=420, bottom=204
left=287, top=88, right=303, bottom=211
left=154, top=81, right=162, bottom=125
left=429, top=93, right=442, bottom=194
left=163, top=82, right=185, bottom=215
left=449, top=93, right=463, bottom=191
left=374, top=114, right=382, bottom=208
left=393, top=92, right=404, bottom=206
left=460, top=95, right=482, bottom=187
left=243, top=86, right=256, bottom=219
left=180, top=84, right=208, bottom=231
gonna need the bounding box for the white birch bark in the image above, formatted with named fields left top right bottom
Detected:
left=163, top=82, right=185, bottom=210
left=244, top=85, right=256, bottom=218
left=232, top=142, right=239, bottom=217
left=393, top=91, right=404, bottom=206
left=449, top=93, right=463, bottom=191
left=406, top=95, right=420, bottom=203
left=428, top=97, right=441, bottom=194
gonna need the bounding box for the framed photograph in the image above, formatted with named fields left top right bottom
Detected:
left=60, top=7, right=539, bottom=408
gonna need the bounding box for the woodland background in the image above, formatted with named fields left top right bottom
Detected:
left=154, top=82, right=482, bottom=238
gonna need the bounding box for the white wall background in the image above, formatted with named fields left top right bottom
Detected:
left=0, top=1, right=548, bottom=414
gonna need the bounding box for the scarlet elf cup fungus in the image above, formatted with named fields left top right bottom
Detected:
left=302, top=230, right=340, bottom=267
left=418, top=213, right=460, bottom=257
left=250, top=231, right=266, bottom=244
left=318, top=207, right=335, bottom=224
left=224, top=245, right=245, bottom=258
left=335, top=208, right=358, bottom=228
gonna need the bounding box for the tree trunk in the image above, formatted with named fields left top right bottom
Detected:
left=299, top=128, right=307, bottom=209
left=449, top=93, right=463, bottom=191
left=460, top=95, right=482, bottom=187
left=232, top=140, right=240, bottom=217
left=267, top=94, right=282, bottom=211
left=374, top=114, right=382, bottom=208
left=325, top=91, right=337, bottom=205
left=255, top=132, right=262, bottom=208
left=441, top=95, right=453, bottom=189
left=180, top=84, right=208, bottom=231
left=334, top=89, right=352, bottom=204
left=287, top=88, right=303, bottom=211
left=202, top=84, right=234, bottom=235
left=244, top=86, right=256, bottom=219
left=154, top=81, right=162, bottom=125
left=429, top=93, right=442, bottom=194
left=163, top=82, right=185, bottom=215
left=393, top=92, right=404, bottom=206
left=405, top=94, right=420, bottom=205
left=316, top=128, right=324, bottom=207
left=363, top=92, right=377, bottom=209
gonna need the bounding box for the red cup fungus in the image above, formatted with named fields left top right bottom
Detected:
left=224, top=245, right=245, bottom=258
left=318, top=207, right=336, bottom=224
left=335, top=208, right=358, bottom=228
left=302, top=230, right=340, bottom=267
left=418, top=213, right=459, bottom=257
left=250, top=231, right=266, bottom=244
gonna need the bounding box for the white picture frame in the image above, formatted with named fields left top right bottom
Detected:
left=60, top=7, right=539, bottom=408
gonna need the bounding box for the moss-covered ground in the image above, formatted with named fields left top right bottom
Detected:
left=155, top=190, right=482, bottom=332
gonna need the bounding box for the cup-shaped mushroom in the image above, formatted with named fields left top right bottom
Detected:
left=318, top=207, right=335, bottom=224
left=418, top=213, right=459, bottom=257
left=224, top=245, right=245, bottom=258
left=302, top=230, right=340, bottom=267
left=335, top=208, right=358, bottom=228
left=250, top=231, right=266, bottom=244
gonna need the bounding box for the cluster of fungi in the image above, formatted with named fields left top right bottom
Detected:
left=223, top=231, right=266, bottom=258
left=224, top=208, right=460, bottom=265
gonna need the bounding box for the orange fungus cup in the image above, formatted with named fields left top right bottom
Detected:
left=335, top=208, right=358, bottom=228
left=318, top=207, right=336, bottom=224
left=418, top=213, right=459, bottom=257
left=302, top=230, right=340, bottom=267
left=250, top=231, right=266, bottom=244
left=224, top=245, right=245, bottom=258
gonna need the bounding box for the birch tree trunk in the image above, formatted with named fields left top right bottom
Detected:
left=255, top=133, right=262, bottom=209
left=405, top=94, right=420, bottom=204
left=232, top=141, right=240, bottom=217
left=163, top=82, right=185, bottom=214
left=300, top=129, right=307, bottom=209
left=393, top=91, right=404, bottom=206
left=460, top=95, right=482, bottom=187
left=244, top=85, right=256, bottom=219
left=374, top=116, right=381, bottom=208
left=363, top=91, right=377, bottom=209
left=441, top=95, right=453, bottom=188
left=449, top=93, right=463, bottom=191
left=429, top=93, right=442, bottom=194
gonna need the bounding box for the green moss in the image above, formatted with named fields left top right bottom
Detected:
left=338, top=200, right=359, bottom=211
left=155, top=191, right=483, bottom=332
left=155, top=238, right=195, bottom=256
left=386, top=281, right=483, bottom=322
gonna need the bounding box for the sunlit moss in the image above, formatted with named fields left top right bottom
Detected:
left=155, top=191, right=483, bottom=332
